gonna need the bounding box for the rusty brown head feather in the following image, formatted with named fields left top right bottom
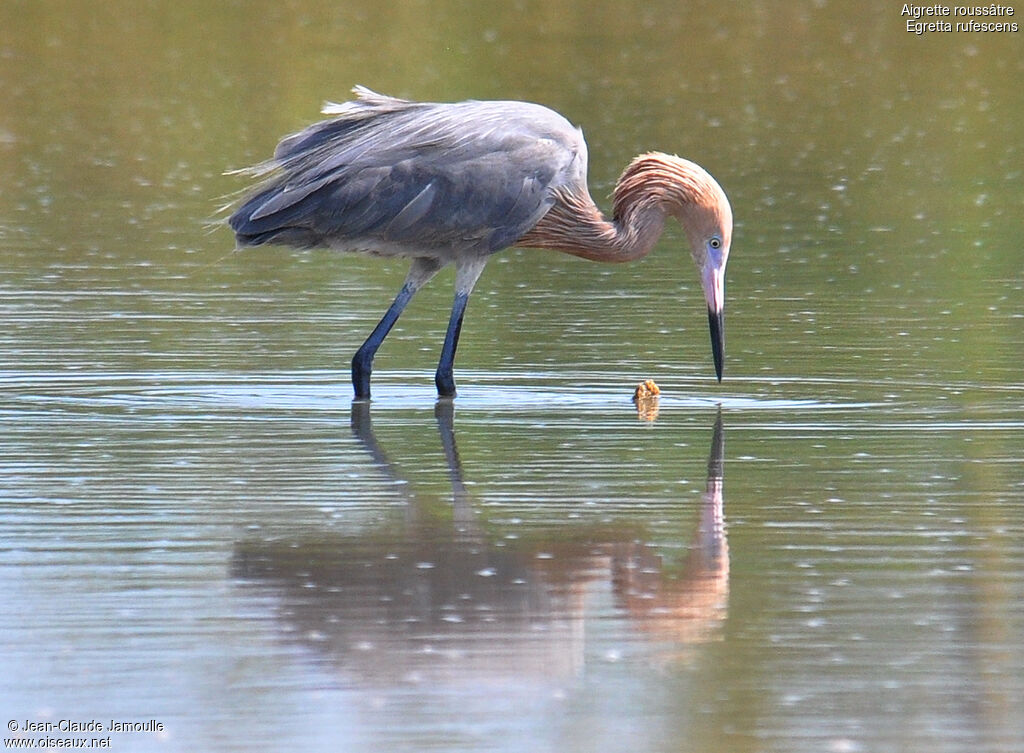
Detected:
left=517, top=150, right=732, bottom=380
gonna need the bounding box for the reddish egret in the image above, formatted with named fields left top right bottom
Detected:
left=229, top=87, right=732, bottom=399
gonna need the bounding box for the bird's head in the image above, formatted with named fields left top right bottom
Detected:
left=611, top=152, right=734, bottom=381
left=675, top=163, right=731, bottom=382
left=639, top=154, right=732, bottom=382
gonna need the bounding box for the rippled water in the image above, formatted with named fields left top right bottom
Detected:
left=3, top=368, right=1021, bottom=751
left=2, top=1, right=1023, bottom=752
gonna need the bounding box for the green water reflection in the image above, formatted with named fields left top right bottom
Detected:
left=2, top=0, right=1020, bottom=384
left=0, top=1, right=1022, bottom=752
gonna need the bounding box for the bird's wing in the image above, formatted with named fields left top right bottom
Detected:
left=229, top=92, right=584, bottom=255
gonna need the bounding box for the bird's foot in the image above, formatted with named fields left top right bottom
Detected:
left=352, top=351, right=374, bottom=400
left=435, top=368, right=457, bottom=398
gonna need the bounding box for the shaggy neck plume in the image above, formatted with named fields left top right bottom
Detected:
left=516, top=152, right=722, bottom=263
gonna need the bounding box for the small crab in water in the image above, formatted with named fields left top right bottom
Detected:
left=633, top=379, right=661, bottom=421
left=633, top=379, right=661, bottom=400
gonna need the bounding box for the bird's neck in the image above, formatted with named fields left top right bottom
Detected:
left=515, top=184, right=666, bottom=264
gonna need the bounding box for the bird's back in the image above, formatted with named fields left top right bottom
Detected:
left=229, top=88, right=587, bottom=259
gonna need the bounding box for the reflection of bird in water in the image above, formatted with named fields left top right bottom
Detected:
left=231, top=406, right=728, bottom=682
left=228, top=87, right=732, bottom=398
left=610, top=412, right=727, bottom=644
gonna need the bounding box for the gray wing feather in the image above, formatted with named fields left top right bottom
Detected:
left=229, top=89, right=583, bottom=255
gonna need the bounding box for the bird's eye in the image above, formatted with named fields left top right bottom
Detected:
left=709, top=237, right=721, bottom=249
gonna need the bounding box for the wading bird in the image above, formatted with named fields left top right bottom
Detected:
left=229, top=87, right=732, bottom=399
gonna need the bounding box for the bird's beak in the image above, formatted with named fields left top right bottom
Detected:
left=702, top=263, right=725, bottom=382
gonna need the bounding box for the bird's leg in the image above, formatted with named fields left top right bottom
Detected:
left=351, top=287, right=413, bottom=399
left=352, top=257, right=442, bottom=400
left=435, top=293, right=469, bottom=397
left=435, top=257, right=487, bottom=398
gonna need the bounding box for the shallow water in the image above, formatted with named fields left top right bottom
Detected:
left=3, top=370, right=1021, bottom=751
left=2, top=1, right=1023, bottom=752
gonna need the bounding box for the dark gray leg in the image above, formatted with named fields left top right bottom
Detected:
left=435, top=292, right=469, bottom=397
left=352, top=258, right=441, bottom=400
left=434, top=257, right=487, bottom=398
left=352, top=284, right=414, bottom=399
